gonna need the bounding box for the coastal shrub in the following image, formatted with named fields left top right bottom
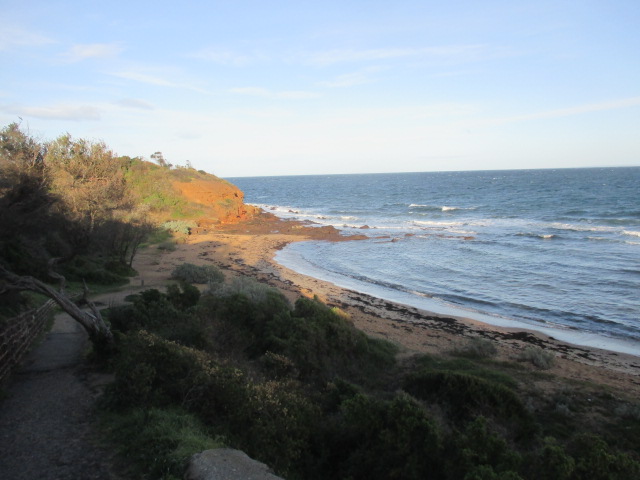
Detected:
left=258, top=296, right=398, bottom=381
left=413, top=354, right=520, bottom=389
left=403, top=369, right=529, bottom=426
left=211, top=275, right=281, bottom=304
left=171, top=262, right=224, bottom=284
left=568, top=433, right=640, bottom=480
left=201, top=290, right=397, bottom=382
left=166, top=282, right=200, bottom=309
left=103, top=407, right=223, bottom=480
left=106, top=330, right=218, bottom=409
left=61, top=255, right=129, bottom=285
left=446, top=416, right=523, bottom=480
left=527, top=437, right=575, bottom=480
left=614, top=402, right=640, bottom=421
left=454, top=336, right=498, bottom=359
left=106, top=287, right=208, bottom=348
left=162, top=220, right=197, bottom=235
left=234, top=380, right=319, bottom=477
left=104, top=260, right=137, bottom=277
left=157, top=240, right=177, bottom=251
left=318, top=392, right=444, bottom=480
left=517, top=346, right=555, bottom=369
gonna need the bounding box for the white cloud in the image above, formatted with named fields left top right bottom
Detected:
left=62, top=43, right=124, bottom=62
left=230, top=87, right=271, bottom=96
left=303, top=44, right=488, bottom=66
left=188, top=47, right=262, bottom=66
left=511, top=97, right=640, bottom=122
left=110, top=71, right=210, bottom=94
left=2, top=103, right=101, bottom=121
left=0, top=26, right=54, bottom=51
left=113, top=98, right=155, bottom=110
left=230, top=87, right=319, bottom=99
left=473, top=96, right=640, bottom=129
left=319, top=67, right=383, bottom=88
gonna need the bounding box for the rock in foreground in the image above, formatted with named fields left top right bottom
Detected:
left=185, top=449, right=284, bottom=480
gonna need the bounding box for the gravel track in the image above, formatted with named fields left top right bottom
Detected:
left=0, top=311, right=124, bottom=480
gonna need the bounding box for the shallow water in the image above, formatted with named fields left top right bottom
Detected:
left=229, top=167, right=640, bottom=355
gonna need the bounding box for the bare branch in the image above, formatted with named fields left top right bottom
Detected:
left=0, top=264, right=113, bottom=348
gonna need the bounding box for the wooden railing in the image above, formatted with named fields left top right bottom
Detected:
left=0, top=299, right=56, bottom=384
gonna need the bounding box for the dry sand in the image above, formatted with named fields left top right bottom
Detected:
left=130, top=213, right=640, bottom=401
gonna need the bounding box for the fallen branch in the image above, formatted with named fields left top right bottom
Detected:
left=0, top=264, right=114, bottom=348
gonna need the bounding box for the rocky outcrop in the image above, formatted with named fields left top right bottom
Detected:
left=173, top=179, right=260, bottom=225
left=184, top=449, right=284, bottom=480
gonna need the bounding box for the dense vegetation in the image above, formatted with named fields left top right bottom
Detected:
left=0, top=123, right=235, bottom=316
left=102, top=268, right=640, bottom=480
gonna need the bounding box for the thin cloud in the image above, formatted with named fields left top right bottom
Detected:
left=2, top=103, right=101, bottom=121
left=113, top=98, right=155, bottom=110
left=230, top=87, right=318, bottom=99
left=110, top=71, right=210, bottom=94
left=304, top=44, right=487, bottom=66
left=62, top=43, right=124, bottom=62
left=511, top=97, right=640, bottom=122
left=319, top=67, right=383, bottom=88
left=189, top=47, right=262, bottom=66
left=0, top=26, right=54, bottom=51
left=476, top=96, right=640, bottom=129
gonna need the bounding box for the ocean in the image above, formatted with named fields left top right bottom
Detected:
left=228, top=167, right=640, bottom=356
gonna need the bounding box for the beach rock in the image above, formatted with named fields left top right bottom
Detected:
left=184, top=449, right=284, bottom=480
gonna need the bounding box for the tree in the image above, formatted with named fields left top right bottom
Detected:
left=150, top=151, right=172, bottom=169
left=44, top=134, right=132, bottom=251
left=0, top=263, right=114, bottom=350
left=0, top=123, right=66, bottom=276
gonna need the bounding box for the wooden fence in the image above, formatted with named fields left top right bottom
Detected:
left=0, top=300, right=56, bottom=384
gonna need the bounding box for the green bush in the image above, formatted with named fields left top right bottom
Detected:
left=106, top=330, right=218, bottom=409
left=61, top=256, right=130, bottom=285
left=447, top=416, right=523, bottom=480
left=171, top=262, right=224, bottom=284
left=234, top=380, right=319, bottom=477
left=162, top=220, right=197, bottom=235
left=157, top=240, right=177, bottom=251
left=103, top=407, right=223, bottom=480
left=569, top=434, right=640, bottom=480
left=517, top=346, right=555, bottom=369
left=403, top=369, right=528, bottom=425
left=318, top=392, right=444, bottom=480
left=261, top=296, right=398, bottom=381
left=211, top=275, right=281, bottom=304
left=106, top=287, right=209, bottom=348
left=454, top=337, right=498, bottom=359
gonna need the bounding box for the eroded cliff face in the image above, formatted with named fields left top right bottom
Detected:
left=172, top=179, right=260, bottom=226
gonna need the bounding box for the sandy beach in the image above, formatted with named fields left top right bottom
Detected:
left=132, top=213, right=640, bottom=401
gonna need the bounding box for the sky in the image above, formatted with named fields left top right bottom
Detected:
left=1, top=1, right=639, bottom=177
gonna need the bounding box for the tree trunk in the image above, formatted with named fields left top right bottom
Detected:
left=0, top=265, right=114, bottom=349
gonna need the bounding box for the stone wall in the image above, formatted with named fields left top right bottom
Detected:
left=0, top=300, right=56, bottom=383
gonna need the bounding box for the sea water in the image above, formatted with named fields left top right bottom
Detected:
left=228, top=168, right=640, bottom=355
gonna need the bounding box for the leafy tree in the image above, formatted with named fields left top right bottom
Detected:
left=44, top=134, right=132, bottom=248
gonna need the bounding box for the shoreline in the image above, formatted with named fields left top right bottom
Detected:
left=133, top=213, right=640, bottom=399
left=275, top=242, right=640, bottom=357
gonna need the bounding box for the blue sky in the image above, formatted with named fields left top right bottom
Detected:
left=1, top=1, right=639, bottom=176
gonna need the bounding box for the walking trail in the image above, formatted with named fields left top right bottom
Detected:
left=0, top=289, right=141, bottom=480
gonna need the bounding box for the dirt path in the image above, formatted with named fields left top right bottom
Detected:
left=0, top=302, right=136, bottom=479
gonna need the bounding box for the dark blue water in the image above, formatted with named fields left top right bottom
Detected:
left=229, top=168, right=640, bottom=355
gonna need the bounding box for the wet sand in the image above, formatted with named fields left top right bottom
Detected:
left=132, top=213, right=640, bottom=400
